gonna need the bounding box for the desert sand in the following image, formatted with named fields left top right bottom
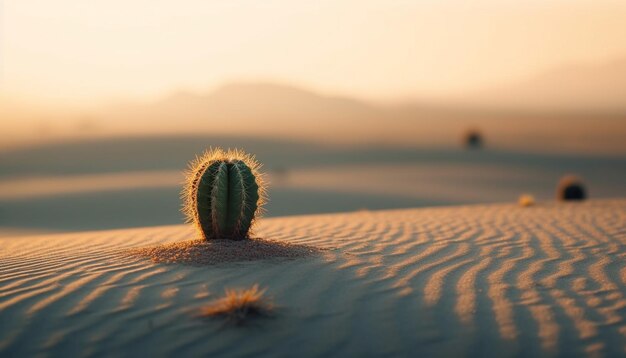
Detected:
left=2, top=137, right=625, bottom=235
left=1, top=200, right=625, bottom=357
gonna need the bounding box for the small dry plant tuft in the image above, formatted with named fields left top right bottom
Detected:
left=518, top=194, right=535, bottom=207
left=199, top=284, right=273, bottom=324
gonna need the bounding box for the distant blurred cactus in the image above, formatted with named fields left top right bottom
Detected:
left=557, top=175, right=586, bottom=201
left=182, top=148, right=267, bottom=240
left=463, top=129, right=483, bottom=150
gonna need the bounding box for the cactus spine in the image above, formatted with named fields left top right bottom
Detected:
left=183, top=148, right=267, bottom=240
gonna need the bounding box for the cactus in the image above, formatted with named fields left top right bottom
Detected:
left=556, top=175, right=586, bottom=201
left=182, top=148, right=267, bottom=240
left=462, top=129, right=483, bottom=150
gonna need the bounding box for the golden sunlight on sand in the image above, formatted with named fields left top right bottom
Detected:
left=1, top=200, right=624, bottom=356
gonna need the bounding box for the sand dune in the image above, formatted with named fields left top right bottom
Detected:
left=2, top=140, right=625, bottom=234
left=1, top=200, right=625, bottom=356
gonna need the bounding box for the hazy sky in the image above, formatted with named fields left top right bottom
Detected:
left=2, top=0, right=626, bottom=105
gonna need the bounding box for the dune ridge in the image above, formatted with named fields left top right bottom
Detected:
left=0, top=200, right=625, bottom=356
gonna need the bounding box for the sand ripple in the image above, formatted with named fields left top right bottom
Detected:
left=0, top=200, right=625, bottom=357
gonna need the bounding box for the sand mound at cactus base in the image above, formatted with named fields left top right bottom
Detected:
left=126, top=237, right=322, bottom=265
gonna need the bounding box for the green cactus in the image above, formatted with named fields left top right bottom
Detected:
left=183, top=148, right=267, bottom=240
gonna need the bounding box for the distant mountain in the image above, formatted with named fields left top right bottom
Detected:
left=95, top=80, right=626, bottom=154
left=466, top=58, right=626, bottom=112
left=3, top=76, right=626, bottom=154
left=101, top=82, right=391, bottom=144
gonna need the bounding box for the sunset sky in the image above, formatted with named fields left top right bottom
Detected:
left=1, top=0, right=626, bottom=105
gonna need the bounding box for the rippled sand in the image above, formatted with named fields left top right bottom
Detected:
left=1, top=200, right=625, bottom=356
